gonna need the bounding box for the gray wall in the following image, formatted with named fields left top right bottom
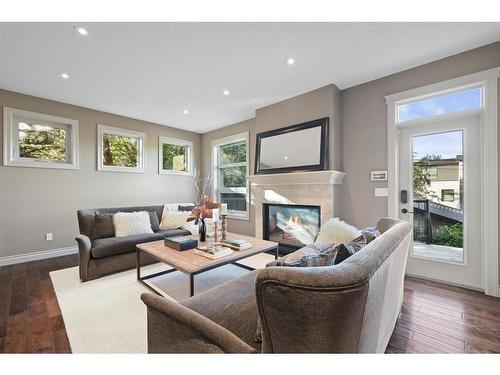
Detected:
left=341, top=42, right=500, bottom=228
left=201, top=84, right=342, bottom=237
left=0, top=89, right=201, bottom=258
left=255, top=84, right=342, bottom=171
left=201, top=118, right=256, bottom=236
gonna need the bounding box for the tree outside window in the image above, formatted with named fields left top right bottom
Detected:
left=159, top=137, right=193, bottom=175
left=98, top=125, right=145, bottom=173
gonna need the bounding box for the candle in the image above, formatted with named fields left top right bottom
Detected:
left=220, top=203, right=228, bottom=216
left=212, top=208, right=220, bottom=221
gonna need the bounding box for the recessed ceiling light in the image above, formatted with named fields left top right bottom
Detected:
left=183, top=109, right=189, bottom=115
left=287, top=57, right=295, bottom=65
left=223, top=89, right=230, bottom=96
left=61, top=73, right=69, bottom=79
left=74, top=26, right=88, bottom=36
left=284, top=156, right=288, bottom=160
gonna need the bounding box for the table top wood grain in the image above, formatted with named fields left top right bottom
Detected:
left=136, top=233, right=278, bottom=274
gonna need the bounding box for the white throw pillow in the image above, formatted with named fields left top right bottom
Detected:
left=160, top=210, right=191, bottom=230
left=113, top=211, right=154, bottom=237
left=315, top=218, right=361, bottom=245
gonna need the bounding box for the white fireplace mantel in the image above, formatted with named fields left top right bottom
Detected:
left=248, top=170, right=346, bottom=186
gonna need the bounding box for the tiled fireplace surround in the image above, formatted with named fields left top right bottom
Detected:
left=248, top=170, right=346, bottom=240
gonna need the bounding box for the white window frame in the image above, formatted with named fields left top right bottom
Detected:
left=158, top=136, right=193, bottom=176
left=211, top=131, right=250, bottom=220
left=386, top=67, right=499, bottom=297
left=3, top=107, right=79, bottom=170
left=396, top=84, right=484, bottom=124
left=97, top=124, right=145, bottom=173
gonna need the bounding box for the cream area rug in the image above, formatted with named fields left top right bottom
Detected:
left=50, top=253, right=273, bottom=353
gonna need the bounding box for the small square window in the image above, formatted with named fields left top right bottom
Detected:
left=159, top=136, right=193, bottom=175
left=441, top=189, right=456, bottom=202
left=98, top=125, right=145, bottom=173
left=427, top=166, right=438, bottom=181
left=3, top=107, right=79, bottom=169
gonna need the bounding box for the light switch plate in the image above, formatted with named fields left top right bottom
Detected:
left=375, top=188, right=388, bottom=197
left=46, top=233, right=53, bottom=241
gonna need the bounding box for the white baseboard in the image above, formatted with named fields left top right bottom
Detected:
left=0, top=246, right=78, bottom=267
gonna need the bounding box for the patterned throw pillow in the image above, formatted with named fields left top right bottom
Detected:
left=334, top=226, right=381, bottom=264
left=273, top=243, right=339, bottom=267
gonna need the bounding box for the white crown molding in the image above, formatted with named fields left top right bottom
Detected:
left=248, top=170, right=346, bottom=186
left=0, top=246, right=78, bottom=267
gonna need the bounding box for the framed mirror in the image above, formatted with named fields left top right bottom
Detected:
left=255, top=117, right=329, bottom=175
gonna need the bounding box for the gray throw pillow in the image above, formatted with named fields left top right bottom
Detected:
left=148, top=212, right=160, bottom=232
left=93, top=213, right=115, bottom=239
left=334, top=226, right=381, bottom=265
left=178, top=204, right=196, bottom=212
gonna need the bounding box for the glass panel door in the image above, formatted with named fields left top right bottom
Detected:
left=398, top=114, right=482, bottom=289
left=412, top=130, right=464, bottom=263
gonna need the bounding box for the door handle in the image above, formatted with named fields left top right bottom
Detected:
left=401, top=208, right=413, bottom=214
left=400, top=190, right=408, bottom=204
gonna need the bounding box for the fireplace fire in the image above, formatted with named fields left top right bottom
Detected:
left=263, top=203, right=321, bottom=254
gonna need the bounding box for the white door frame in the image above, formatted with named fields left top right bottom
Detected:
left=385, top=67, right=500, bottom=297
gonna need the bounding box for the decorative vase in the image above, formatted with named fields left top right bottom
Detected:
left=199, top=218, right=207, bottom=242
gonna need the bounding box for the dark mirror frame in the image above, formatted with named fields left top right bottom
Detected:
left=254, top=117, right=329, bottom=175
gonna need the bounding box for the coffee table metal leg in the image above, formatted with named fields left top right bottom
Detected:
left=189, top=274, right=194, bottom=297
left=275, top=246, right=279, bottom=259
left=137, top=249, right=141, bottom=280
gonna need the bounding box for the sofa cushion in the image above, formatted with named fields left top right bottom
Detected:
left=93, top=213, right=115, bottom=239
left=149, top=212, right=160, bottom=232
left=91, top=229, right=191, bottom=258
left=182, top=271, right=261, bottom=351
left=334, top=227, right=381, bottom=265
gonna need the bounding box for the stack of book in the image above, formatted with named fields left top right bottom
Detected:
left=194, top=245, right=233, bottom=259
left=221, top=239, right=253, bottom=251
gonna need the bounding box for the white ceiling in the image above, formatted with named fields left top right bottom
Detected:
left=0, top=23, right=499, bottom=133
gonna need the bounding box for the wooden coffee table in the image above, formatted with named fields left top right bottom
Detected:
left=136, top=233, right=279, bottom=297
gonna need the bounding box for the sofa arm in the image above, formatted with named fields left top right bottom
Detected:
left=141, top=293, right=257, bottom=353
left=75, top=234, right=92, bottom=281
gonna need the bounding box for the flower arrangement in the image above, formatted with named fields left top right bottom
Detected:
left=187, top=195, right=220, bottom=224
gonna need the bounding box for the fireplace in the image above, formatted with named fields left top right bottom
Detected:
left=263, top=203, right=321, bottom=254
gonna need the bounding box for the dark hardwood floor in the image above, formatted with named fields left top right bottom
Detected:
left=1, top=254, right=500, bottom=353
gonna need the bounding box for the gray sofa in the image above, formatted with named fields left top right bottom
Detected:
left=140, top=218, right=412, bottom=353
left=76, top=205, right=191, bottom=282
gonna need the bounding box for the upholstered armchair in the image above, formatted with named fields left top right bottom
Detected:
left=141, top=218, right=412, bottom=353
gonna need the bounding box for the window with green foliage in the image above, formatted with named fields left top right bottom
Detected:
left=102, top=133, right=138, bottom=167
left=212, top=133, right=249, bottom=218
left=98, top=125, right=145, bottom=173
left=3, top=107, right=79, bottom=170
left=159, top=137, right=193, bottom=175
left=18, top=122, right=68, bottom=161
